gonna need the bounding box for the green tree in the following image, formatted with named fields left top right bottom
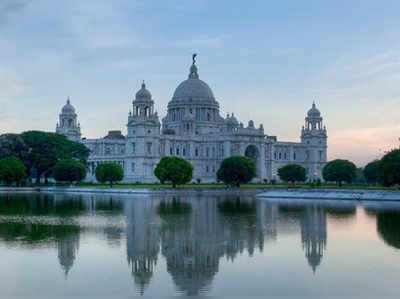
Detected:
left=278, top=164, right=306, bottom=184
left=53, top=159, right=87, bottom=184
left=363, top=160, right=380, bottom=185
left=21, top=131, right=90, bottom=183
left=95, top=163, right=124, bottom=187
left=154, top=157, right=193, bottom=188
left=322, top=159, right=357, bottom=186
left=0, top=134, right=29, bottom=161
left=0, top=156, right=27, bottom=186
left=378, top=149, right=400, bottom=187
left=217, top=156, right=256, bottom=187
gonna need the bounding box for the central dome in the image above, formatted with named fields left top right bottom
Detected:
left=172, top=78, right=215, bottom=101
left=171, top=63, right=215, bottom=102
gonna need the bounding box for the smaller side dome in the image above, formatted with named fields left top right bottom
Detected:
left=62, top=98, right=76, bottom=114
left=307, top=102, right=321, bottom=117
left=135, top=81, right=152, bottom=101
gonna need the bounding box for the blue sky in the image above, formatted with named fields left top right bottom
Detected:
left=1, top=0, right=400, bottom=165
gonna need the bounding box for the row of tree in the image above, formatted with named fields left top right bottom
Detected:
left=1, top=130, right=399, bottom=188
left=363, top=149, right=400, bottom=187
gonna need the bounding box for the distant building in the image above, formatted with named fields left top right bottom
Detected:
left=56, top=55, right=327, bottom=183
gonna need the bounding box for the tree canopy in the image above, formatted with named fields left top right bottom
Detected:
left=20, top=131, right=90, bottom=182
left=154, top=157, right=193, bottom=188
left=0, top=134, right=29, bottom=161
left=217, top=156, right=256, bottom=187
left=322, top=159, right=357, bottom=186
left=278, top=164, right=306, bottom=184
left=53, top=159, right=87, bottom=183
left=0, top=156, right=27, bottom=185
left=378, top=149, right=400, bottom=187
left=363, top=160, right=380, bottom=184
left=95, top=162, right=124, bottom=187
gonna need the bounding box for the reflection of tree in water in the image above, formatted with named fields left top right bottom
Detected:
left=0, top=221, right=80, bottom=277
left=325, top=205, right=356, bottom=221
left=377, top=212, right=400, bottom=249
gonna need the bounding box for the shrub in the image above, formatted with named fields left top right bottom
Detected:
left=363, top=160, right=380, bottom=184
left=216, top=156, right=256, bottom=187
left=0, top=156, right=26, bottom=186
left=53, top=159, right=86, bottom=184
left=154, top=157, right=193, bottom=188
left=278, top=164, right=306, bottom=184
left=322, top=159, right=357, bottom=186
left=378, top=149, right=400, bottom=187
left=95, top=162, right=124, bottom=187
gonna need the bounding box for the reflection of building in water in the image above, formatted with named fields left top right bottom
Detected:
left=159, top=195, right=269, bottom=296
left=256, top=200, right=278, bottom=253
left=57, top=229, right=80, bottom=278
left=300, top=205, right=327, bottom=273
left=125, top=198, right=160, bottom=296
left=160, top=197, right=225, bottom=296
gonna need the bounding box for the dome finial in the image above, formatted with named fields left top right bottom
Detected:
left=67, top=96, right=70, bottom=104
left=189, top=54, right=199, bottom=79
left=142, top=80, right=146, bottom=89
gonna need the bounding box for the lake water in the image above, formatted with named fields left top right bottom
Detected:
left=0, top=191, right=399, bottom=298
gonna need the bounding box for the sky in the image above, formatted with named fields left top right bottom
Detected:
left=1, top=0, right=400, bottom=166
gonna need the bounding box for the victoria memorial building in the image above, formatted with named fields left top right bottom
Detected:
left=56, top=55, right=328, bottom=183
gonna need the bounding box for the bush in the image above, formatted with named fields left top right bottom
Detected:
left=53, top=159, right=86, bottom=184
left=378, top=149, right=400, bottom=187
left=322, top=159, right=357, bottom=186
left=95, top=162, right=124, bottom=187
left=154, top=157, right=193, bottom=188
left=217, top=156, right=256, bottom=187
left=278, top=164, right=306, bottom=184
left=363, top=160, right=380, bottom=184
left=0, top=156, right=26, bottom=186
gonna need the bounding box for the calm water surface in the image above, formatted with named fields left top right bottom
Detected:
left=0, top=191, right=399, bottom=298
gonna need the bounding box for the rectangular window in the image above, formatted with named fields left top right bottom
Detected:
left=147, top=142, right=152, bottom=155
left=131, top=162, right=135, bottom=173
left=195, top=148, right=199, bottom=157
left=206, top=165, right=209, bottom=173
left=170, top=147, right=173, bottom=155
left=274, top=152, right=277, bottom=159
left=319, top=150, right=322, bottom=161
left=132, top=142, right=136, bottom=154
left=176, top=148, right=180, bottom=155
left=206, top=147, right=209, bottom=157
left=183, top=148, right=186, bottom=156
left=306, top=150, right=310, bottom=160
left=279, top=153, right=281, bottom=159
left=293, top=152, right=296, bottom=160
left=284, top=153, right=287, bottom=159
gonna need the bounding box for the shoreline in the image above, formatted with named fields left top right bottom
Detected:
left=1, top=186, right=400, bottom=201
left=257, top=189, right=400, bottom=202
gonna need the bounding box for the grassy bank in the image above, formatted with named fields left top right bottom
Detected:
left=13, top=182, right=399, bottom=191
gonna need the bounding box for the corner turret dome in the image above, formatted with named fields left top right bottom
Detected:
left=62, top=98, right=76, bottom=114
left=135, top=81, right=152, bottom=101
left=307, top=102, right=321, bottom=118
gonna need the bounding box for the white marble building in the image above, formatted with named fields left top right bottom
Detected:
left=56, top=55, right=327, bottom=183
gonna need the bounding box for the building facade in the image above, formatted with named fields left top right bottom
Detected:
left=56, top=56, right=328, bottom=183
